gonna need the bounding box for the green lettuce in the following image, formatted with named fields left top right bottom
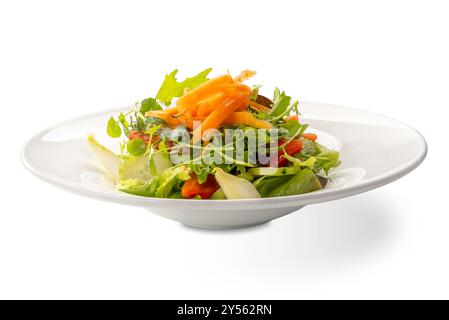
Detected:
left=153, top=165, right=191, bottom=198
left=156, top=68, right=212, bottom=106
left=281, top=153, right=317, bottom=170
left=254, top=175, right=291, bottom=197
left=315, top=151, right=341, bottom=174
left=117, top=165, right=190, bottom=198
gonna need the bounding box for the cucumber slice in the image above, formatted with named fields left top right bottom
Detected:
left=248, top=166, right=298, bottom=176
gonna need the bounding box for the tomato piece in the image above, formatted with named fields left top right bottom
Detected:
left=301, top=133, right=318, bottom=141
left=129, top=130, right=151, bottom=144
left=277, top=139, right=303, bottom=167
left=285, top=115, right=299, bottom=121
left=128, top=130, right=166, bottom=146
left=181, top=174, right=220, bottom=199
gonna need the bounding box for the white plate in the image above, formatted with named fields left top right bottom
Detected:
left=22, top=101, right=427, bottom=229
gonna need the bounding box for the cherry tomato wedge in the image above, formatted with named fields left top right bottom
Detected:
left=277, top=139, right=303, bottom=167
left=181, top=174, right=220, bottom=199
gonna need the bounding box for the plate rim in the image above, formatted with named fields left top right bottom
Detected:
left=21, top=101, right=428, bottom=209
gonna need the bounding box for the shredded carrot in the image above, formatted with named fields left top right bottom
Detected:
left=248, top=100, right=271, bottom=112
left=285, top=115, right=299, bottom=121
left=145, top=71, right=263, bottom=136
left=177, top=75, right=234, bottom=112
left=233, top=70, right=256, bottom=83
left=301, top=133, right=318, bottom=141
left=224, top=111, right=272, bottom=129
left=145, top=108, right=182, bottom=126
left=192, top=97, right=247, bottom=143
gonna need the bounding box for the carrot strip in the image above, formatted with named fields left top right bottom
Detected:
left=233, top=70, right=256, bottom=83
left=285, top=115, right=299, bottom=121
left=145, top=107, right=177, bottom=118
left=196, top=91, right=247, bottom=116
left=192, top=97, right=247, bottom=143
left=145, top=108, right=182, bottom=126
left=248, top=100, right=271, bottom=112
left=177, top=75, right=234, bottom=112
left=224, top=111, right=272, bottom=129
left=301, top=133, right=318, bottom=141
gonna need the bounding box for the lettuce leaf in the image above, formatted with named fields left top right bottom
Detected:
left=117, top=165, right=190, bottom=198
left=315, top=151, right=341, bottom=174
left=282, top=153, right=317, bottom=170
left=156, top=68, right=212, bottom=106
left=154, top=165, right=191, bottom=198
left=268, top=169, right=322, bottom=197
left=254, top=175, right=291, bottom=197
left=300, top=138, right=321, bottom=157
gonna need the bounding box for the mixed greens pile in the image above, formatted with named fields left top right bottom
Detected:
left=87, top=69, right=341, bottom=199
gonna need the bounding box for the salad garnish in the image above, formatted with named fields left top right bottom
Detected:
left=87, top=69, right=341, bottom=199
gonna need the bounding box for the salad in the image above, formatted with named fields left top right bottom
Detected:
left=87, top=69, right=341, bottom=200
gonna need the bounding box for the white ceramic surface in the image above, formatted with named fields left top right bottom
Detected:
left=22, top=102, right=427, bottom=229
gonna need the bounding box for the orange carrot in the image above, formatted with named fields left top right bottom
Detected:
left=145, top=108, right=181, bottom=126
left=233, top=70, right=256, bottom=83
left=302, top=133, right=318, bottom=141
left=192, top=96, right=247, bottom=143
left=195, top=90, right=248, bottom=116
left=177, top=75, right=234, bottom=112
left=224, top=111, right=272, bottom=129
left=248, top=100, right=271, bottom=112
left=285, top=115, right=299, bottom=122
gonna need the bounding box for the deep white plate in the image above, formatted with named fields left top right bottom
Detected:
left=22, top=102, right=427, bottom=229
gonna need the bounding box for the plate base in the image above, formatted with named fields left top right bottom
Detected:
left=182, top=221, right=270, bottom=230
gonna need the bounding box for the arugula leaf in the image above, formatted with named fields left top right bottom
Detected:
left=270, top=87, right=291, bottom=117
left=107, top=116, right=122, bottom=138
left=140, top=98, right=162, bottom=113
left=156, top=68, right=212, bottom=106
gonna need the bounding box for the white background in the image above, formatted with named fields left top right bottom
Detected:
left=0, top=0, right=447, bottom=299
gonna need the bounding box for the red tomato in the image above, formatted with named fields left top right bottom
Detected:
left=181, top=174, right=220, bottom=199
left=277, top=139, right=303, bottom=167
left=128, top=130, right=150, bottom=144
